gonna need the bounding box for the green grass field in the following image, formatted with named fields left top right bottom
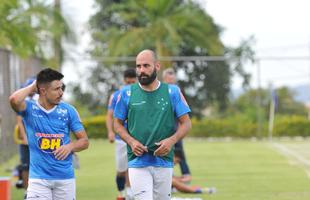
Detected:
left=2, top=139, right=310, bottom=200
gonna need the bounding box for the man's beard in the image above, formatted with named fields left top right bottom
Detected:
left=138, top=69, right=157, bottom=85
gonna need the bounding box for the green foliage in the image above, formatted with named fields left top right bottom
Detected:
left=189, top=117, right=260, bottom=138
left=276, top=87, right=307, bottom=115
left=273, top=115, right=310, bottom=137
left=84, top=0, right=256, bottom=118
left=70, top=84, right=106, bottom=117
left=91, top=0, right=224, bottom=58
left=0, top=0, right=37, bottom=57
left=228, top=87, right=307, bottom=122
left=189, top=114, right=310, bottom=138
left=226, top=36, right=255, bottom=88
left=83, top=115, right=107, bottom=139
left=82, top=114, right=310, bottom=138
left=0, top=0, right=74, bottom=66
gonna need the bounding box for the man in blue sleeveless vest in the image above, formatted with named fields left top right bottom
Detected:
left=114, top=49, right=192, bottom=200
left=10, top=68, right=89, bottom=200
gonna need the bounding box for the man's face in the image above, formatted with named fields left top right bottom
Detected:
left=163, top=73, right=176, bottom=84
left=124, top=77, right=136, bottom=85
left=136, top=52, right=160, bottom=85
left=40, top=80, right=64, bottom=105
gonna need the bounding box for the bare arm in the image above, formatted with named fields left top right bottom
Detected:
left=154, top=114, right=191, bottom=156
left=114, top=118, right=147, bottom=156
left=16, top=115, right=27, bottom=144
left=106, top=110, right=115, bottom=143
left=172, top=177, right=197, bottom=193
left=9, top=81, right=37, bottom=112
left=53, top=130, right=89, bottom=160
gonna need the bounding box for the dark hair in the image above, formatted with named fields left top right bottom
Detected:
left=124, top=68, right=136, bottom=79
left=36, top=68, right=64, bottom=92
left=62, top=83, right=66, bottom=92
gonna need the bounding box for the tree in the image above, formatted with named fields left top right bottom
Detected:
left=175, top=47, right=230, bottom=116
left=275, top=87, right=306, bottom=116
left=229, top=87, right=307, bottom=122
left=84, top=0, right=253, bottom=117
left=0, top=0, right=74, bottom=69
left=90, top=0, right=224, bottom=59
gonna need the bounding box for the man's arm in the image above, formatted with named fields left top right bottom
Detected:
left=154, top=114, right=191, bottom=156
left=9, top=81, right=37, bottom=112
left=172, top=177, right=196, bottom=193
left=53, top=130, right=89, bottom=160
left=16, top=115, right=27, bottom=144
left=106, top=110, right=115, bottom=143
left=114, top=118, right=147, bottom=156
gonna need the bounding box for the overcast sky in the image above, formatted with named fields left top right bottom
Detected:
left=61, top=0, right=310, bottom=89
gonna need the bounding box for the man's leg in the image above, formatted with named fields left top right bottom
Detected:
left=25, top=179, right=53, bottom=200
left=115, top=140, right=128, bottom=198
left=175, top=140, right=191, bottom=182
left=128, top=167, right=153, bottom=200
left=19, top=144, right=30, bottom=189
left=153, top=167, right=173, bottom=200
left=52, top=179, right=76, bottom=200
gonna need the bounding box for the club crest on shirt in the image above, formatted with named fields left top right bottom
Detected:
left=126, top=90, right=131, bottom=96
left=157, top=98, right=169, bottom=111
left=36, top=133, right=64, bottom=153
left=57, top=108, right=67, bottom=115
left=32, top=104, right=40, bottom=110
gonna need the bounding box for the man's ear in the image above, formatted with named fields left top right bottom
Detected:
left=38, top=86, right=46, bottom=95
left=156, top=61, right=161, bottom=71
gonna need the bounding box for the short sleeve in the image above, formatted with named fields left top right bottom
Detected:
left=68, top=105, right=84, bottom=133
left=17, top=100, right=31, bottom=117
left=107, top=91, right=119, bottom=111
left=169, top=85, right=191, bottom=118
left=114, top=86, right=130, bottom=121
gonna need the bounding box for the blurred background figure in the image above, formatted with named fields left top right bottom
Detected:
left=14, top=77, right=38, bottom=195
left=163, top=68, right=192, bottom=183
left=106, top=68, right=136, bottom=200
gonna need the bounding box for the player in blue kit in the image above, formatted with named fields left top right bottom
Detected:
left=14, top=77, right=39, bottom=195
left=9, top=68, right=89, bottom=200
left=114, top=49, right=192, bottom=200
left=163, top=68, right=192, bottom=184
left=106, top=68, right=136, bottom=200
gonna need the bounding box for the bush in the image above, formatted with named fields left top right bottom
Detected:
left=82, top=114, right=310, bottom=138
left=83, top=115, right=107, bottom=139
left=189, top=117, right=260, bottom=138
left=273, top=115, right=310, bottom=137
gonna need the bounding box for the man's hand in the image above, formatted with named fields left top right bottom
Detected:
left=53, top=144, right=73, bottom=160
left=108, top=131, right=115, bottom=143
left=129, top=139, right=148, bottom=156
left=30, top=80, right=37, bottom=93
left=154, top=137, right=175, bottom=156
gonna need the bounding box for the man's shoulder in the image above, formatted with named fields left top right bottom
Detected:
left=167, top=84, right=180, bottom=94
left=58, top=101, right=77, bottom=112
left=24, top=99, right=37, bottom=110
left=119, top=84, right=135, bottom=96
left=112, top=89, right=120, bottom=97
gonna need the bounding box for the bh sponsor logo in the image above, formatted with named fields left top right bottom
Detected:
left=36, top=133, right=64, bottom=153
